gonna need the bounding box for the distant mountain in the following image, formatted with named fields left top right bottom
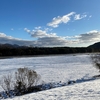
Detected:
left=0, top=42, right=100, bottom=49
left=0, top=43, right=20, bottom=48
left=88, top=42, right=100, bottom=49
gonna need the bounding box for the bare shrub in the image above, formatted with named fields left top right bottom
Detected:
left=0, top=74, right=13, bottom=91
left=14, top=67, right=40, bottom=94
left=0, top=67, right=40, bottom=96
left=91, top=54, right=100, bottom=72
left=14, top=68, right=27, bottom=91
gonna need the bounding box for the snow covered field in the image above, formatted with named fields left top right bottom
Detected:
left=0, top=54, right=100, bottom=100
left=7, top=79, right=100, bottom=100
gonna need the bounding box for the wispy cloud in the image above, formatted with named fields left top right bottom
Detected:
left=24, top=28, right=31, bottom=33
left=47, top=12, right=75, bottom=28
left=88, top=15, right=92, bottom=20
left=47, top=12, right=88, bottom=28
left=74, top=14, right=87, bottom=20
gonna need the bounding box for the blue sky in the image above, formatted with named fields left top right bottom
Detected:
left=0, top=0, right=100, bottom=47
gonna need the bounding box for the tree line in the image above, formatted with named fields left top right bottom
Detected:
left=0, top=43, right=99, bottom=57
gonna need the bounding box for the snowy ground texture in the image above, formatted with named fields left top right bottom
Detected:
left=0, top=54, right=100, bottom=100
left=6, top=79, right=100, bottom=100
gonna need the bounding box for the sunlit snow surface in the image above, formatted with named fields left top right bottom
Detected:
left=0, top=54, right=98, bottom=83
left=7, top=79, right=100, bottom=100
left=0, top=54, right=100, bottom=100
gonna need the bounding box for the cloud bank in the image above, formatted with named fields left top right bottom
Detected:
left=24, top=28, right=70, bottom=47
left=77, top=30, right=100, bottom=43
left=0, top=29, right=100, bottom=47
left=0, top=32, right=35, bottom=46
left=24, top=28, right=100, bottom=47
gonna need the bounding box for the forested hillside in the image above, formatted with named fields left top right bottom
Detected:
left=0, top=43, right=99, bottom=57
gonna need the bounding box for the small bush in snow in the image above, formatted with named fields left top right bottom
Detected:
left=0, top=74, right=13, bottom=92
left=91, top=54, right=100, bottom=72
left=0, top=67, right=40, bottom=96
left=14, top=67, right=40, bottom=94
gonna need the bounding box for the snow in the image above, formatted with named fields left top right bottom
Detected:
left=0, top=54, right=100, bottom=100
left=5, top=79, right=100, bottom=100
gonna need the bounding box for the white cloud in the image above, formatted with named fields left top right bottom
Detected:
left=47, top=12, right=88, bottom=28
left=47, top=12, right=75, bottom=28
left=64, top=30, right=100, bottom=47
left=24, top=28, right=79, bottom=47
left=1, top=29, right=100, bottom=47
left=0, top=33, right=7, bottom=37
left=31, top=30, right=49, bottom=38
left=0, top=32, right=35, bottom=46
left=24, top=27, right=56, bottom=38
left=77, top=30, right=100, bottom=43
left=68, top=30, right=100, bottom=47
left=44, top=28, right=53, bottom=32
left=36, top=36, right=69, bottom=47
left=74, top=14, right=87, bottom=20
left=24, top=28, right=31, bottom=33
left=0, top=32, right=14, bottom=39
left=31, top=30, right=57, bottom=38
left=24, top=27, right=100, bottom=47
